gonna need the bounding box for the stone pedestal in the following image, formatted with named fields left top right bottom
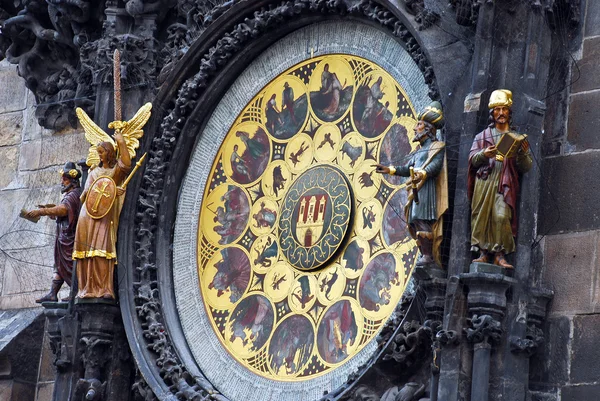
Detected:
left=43, top=302, right=133, bottom=401
left=414, top=265, right=448, bottom=401
left=460, top=267, right=516, bottom=401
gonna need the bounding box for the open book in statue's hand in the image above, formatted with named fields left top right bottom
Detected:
left=19, top=209, right=40, bottom=223
left=496, top=132, right=528, bottom=160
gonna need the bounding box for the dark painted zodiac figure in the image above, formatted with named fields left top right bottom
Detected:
left=293, top=276, right=314, bottom=309
left=271, top=273, right=287, bottom=290
left=254, top=236, right=278, bottom=267
left=253, top=202, right=277, bottom=229
left=319, top=270, right=339, bottom=300
left=340, top=141, right=362, bottom=168
left=317, top=132, right=335, bottom=150
left=359, top=171, right=374, bottom=188
left=343, top=241, right=365, bottom=272
left=362, top=205, right=376, bottom=229
left=289, top=142, right=309, bottom=167
left=272, top=165, right=286, bottom=197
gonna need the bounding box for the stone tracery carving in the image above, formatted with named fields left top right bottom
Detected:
left=0, top=0, right=102, bottom=129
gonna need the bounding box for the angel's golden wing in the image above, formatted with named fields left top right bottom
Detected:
left=76, top=107, right=115, bottom=166
left=120, top=103, right=152, bottom=159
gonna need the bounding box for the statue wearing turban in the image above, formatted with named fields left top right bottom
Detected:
left=468, top=90, right=532, bottom=268
left=376, top=101, right=448, bottom=267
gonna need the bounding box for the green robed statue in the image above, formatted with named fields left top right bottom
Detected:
left=468, top=89, right=532, bottom=269
left=376, top=101, right=448, bottom=267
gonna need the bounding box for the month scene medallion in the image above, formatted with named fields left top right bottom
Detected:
left=195, top=54, right=422, bottom=381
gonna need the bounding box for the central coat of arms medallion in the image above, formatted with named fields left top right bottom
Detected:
left=279, top=166, right=352, bottom=271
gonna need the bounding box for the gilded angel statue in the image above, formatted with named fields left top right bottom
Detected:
left=72, top=103, right=152, bottom=299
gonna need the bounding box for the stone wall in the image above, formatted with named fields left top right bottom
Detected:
left=533, top=1, right=600, bottom=400
left=0, top=60, right=88, bottom=310
left=0, top=59, right=88, bottom=401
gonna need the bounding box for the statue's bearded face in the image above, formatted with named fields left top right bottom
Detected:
left=413, top=120, right=435, bottom=142
left=492, top=106, right=510, bottom=124
left=61, top=176, right=71, bottom=193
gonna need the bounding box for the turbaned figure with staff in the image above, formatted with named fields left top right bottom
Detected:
left=376, top=101, right=448, bottom=267
left=73, top=49, right=151, bottom=299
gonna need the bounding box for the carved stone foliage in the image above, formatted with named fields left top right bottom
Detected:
left=81, top=33, right=157, bottom=89
left=402, top=0, right=440, bottom=30
left=465, top=314, right=503, bottom=345
left=0, top=1, right=105, bottom=129
left=133, top=369, right=160, bottom=401
left=382, top=320, right=433, bottom=367
left=436, top=329, right=459, bottom=346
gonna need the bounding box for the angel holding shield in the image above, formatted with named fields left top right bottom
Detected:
left=72, top=103, right=151, bottom=299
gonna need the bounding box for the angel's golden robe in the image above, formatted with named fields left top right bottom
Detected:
left=73, top=160, right=130, bottom=298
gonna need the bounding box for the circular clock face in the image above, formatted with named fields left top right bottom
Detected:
left=196, top=54, right=420, bottom=381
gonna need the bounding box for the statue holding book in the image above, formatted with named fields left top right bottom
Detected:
left=24, top=162, right=82, bottom=303
left=468, top=89, right=532, bottom=268
left=376, top=101, right=448, bottom=267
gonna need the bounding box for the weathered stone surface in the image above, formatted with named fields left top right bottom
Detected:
left=567, top=91, right=600, bottom=151
left=561, top=384, right=600, bottom=401
left=529, top=316, right=570, bottom=385
left=2, top=254, right=52, bottom=296
left=529, top=389, right=558, bottom=401
left=18, top=140, right=42, bottom=171
left=571, top=314, right=600, bottom=383
left=8, top=379, right=35, bottom=400
left=36, top=382, right=54, bottom=401
left=18, top=131, right=85, bottom=173
left=0, top=189, right=33, bottom=236
left=0, top=381, right=12, bottom=399
left=38, top=331, right=56, bottom=382
left=39, top=132, right=87, bottom=169
left=585, top=0, right=600, bottom=37
left=0, top=66, right=26, bottom=114
left=22, top=91, right=42, bottom=143
left=0, top=146, right=19, bottom=189
left=0, top=112, right=23, bottom=147
left=542, top=232, right=598, bottom=313
left=0, top=292, right=48, bottom=311
left=571, top=37, right=600, bottom=94
left=540, top=152, right=600, bottom=234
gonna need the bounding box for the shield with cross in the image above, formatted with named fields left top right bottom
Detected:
left=86, top=176, right=117, bottom=220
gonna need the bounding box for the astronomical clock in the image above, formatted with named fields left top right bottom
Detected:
left=169, top=22, right=434, bottom=401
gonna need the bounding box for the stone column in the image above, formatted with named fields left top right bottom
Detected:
left=461, top=268, right=516, bottom=401
left=414, top=265, right=448, bottom=401
left=44, top=303, right=133, bottom=401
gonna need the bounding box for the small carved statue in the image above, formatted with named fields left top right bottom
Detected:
left=73, top=103, right=151, bottom=299
left=25, top=162, right=83, bottom=303
left=468, top=90, right=532, bottom=268
left=376, top=101, right=448, bottom=267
